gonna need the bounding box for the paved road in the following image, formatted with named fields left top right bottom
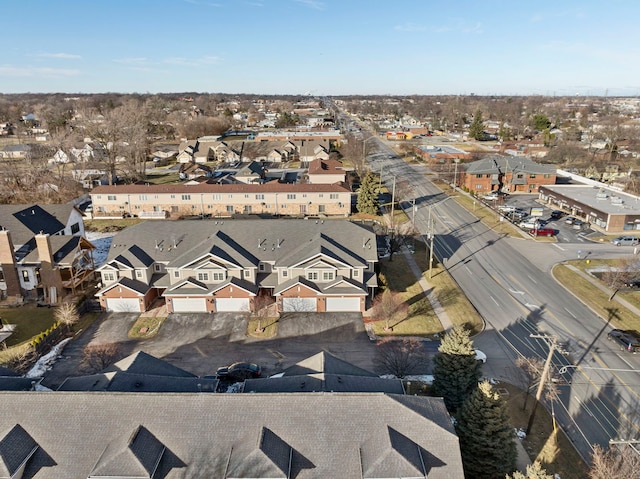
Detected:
left=365, top=136, right=640, bottom=460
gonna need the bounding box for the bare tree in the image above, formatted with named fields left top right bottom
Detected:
left=80, top=342, right=121, bottom=373
left=373, top=337, right=428, bottom=378
left=54, top=302, right=80, bottom=334
left=0, top=345, right=35, bottom=374
left=589, top=443, right=640, bottom=479
left=601, top=257, right=635, bottom=300
left=252, top=295, right=275, bottom=333
left=370, top=289, right=409, bottom=331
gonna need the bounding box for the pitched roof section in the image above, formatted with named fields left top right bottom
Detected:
left=463, top=154, right=555, bottom=175
left=99, top=219, right=378, bottom=274
left=91, top=182, right=350, bottom=195
left=226, top=427, right=291, bottom=479
left=104, top=351, right=196, bottom=378
left=0, top=424, right=39, bottom=479
left=283, top=351, right=378, bottom=377
left=0, top=203, right=75, bottom=246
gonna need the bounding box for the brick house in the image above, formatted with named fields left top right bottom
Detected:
left=459, top=155, right=556, bottom=194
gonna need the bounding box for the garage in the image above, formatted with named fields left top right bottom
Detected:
left=171, top=297, right=208, bottom=313
left=325, top=297, right=361, bottom=312
left=105, top=297, right=141, bottom=312
left=215, top=298, right=250, bottom=312
left=282, top=297, right=317, bottom=312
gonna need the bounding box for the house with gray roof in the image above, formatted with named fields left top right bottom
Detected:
left=95, top=219, right=377, bottom=313
left=0, top=391, right=463, bottom=478
left=57, top=351, right=218, bottom=393
left=244, top=351, right=405, bottom=394
left=460, top=154, right=556, bottom=195
left=0, top=204, right=94, bottom=303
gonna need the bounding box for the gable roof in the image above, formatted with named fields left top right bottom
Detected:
left=0, top=424, right=39, bottom=479
left=0, top=204, right=75, bottom=247
left=463, top=154, right=555, bottom=175
left=0, top=392, right=463, bottom=479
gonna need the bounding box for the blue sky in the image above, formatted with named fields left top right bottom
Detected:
left=1, top=0, right=638, bottom=96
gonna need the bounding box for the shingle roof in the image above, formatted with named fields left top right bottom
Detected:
left=463, top=154, right=555, bottom=175
left=91, top=182, right=350, bottom=195
left=0, top=204, right=74, bottom=246
left=0, top=392, right=463, bottom=479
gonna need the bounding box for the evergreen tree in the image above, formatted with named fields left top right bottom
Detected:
left=468, top=109, right=485, bottom=140
left=456, top=381, right=517, bottom=479
left=431, top=326, right=481, bottom=412
left=507, top=461, right=554, bottom=479
left=356, top=172, right=379, bottom=215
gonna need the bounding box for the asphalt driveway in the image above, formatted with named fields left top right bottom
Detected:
left=41, top=311, right=380, bottom=389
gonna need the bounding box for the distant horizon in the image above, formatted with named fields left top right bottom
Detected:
left=2, top=1, right=638, bottom=97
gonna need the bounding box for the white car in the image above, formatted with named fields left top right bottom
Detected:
left=518, top=218, right=541, bottom=229
left=475, top=350, right=487, bottom=363
left=482, top=192, right=500, bottom=201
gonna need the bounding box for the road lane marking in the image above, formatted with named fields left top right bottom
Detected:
left=527, top=275, right=538, bottom=284
left=525, top=303, right=541, bottom=310
left=509, top=289, right=525, bottom=295
left=564, top=308, right=577, bottom=319
left=553, top=244, right=565, bottom=250
left=490, top=295, right=499, bottom=306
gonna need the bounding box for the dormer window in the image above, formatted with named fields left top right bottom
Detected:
left=197, top=272, right=209, bottom=282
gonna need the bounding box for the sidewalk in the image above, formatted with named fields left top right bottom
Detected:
left=563, top=264, right=640, bottom=317
left=401, top=247, right=454, bottom=332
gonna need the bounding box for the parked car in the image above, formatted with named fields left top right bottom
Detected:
left=475, top=350, right=487, bottom=363
left=215, top=362, right=262, bottom=380
left=624, top=279, right=640, bottom=288
left=565, top=216, right=577, bottom=225
left=529, top=228, right=556, bottom=237
left=572, top=220, right=585, bottom=229
left=550, top=210, right=563, bottom=220
left=607, top=329, right=640, bottom=353
left=482, top=192, right=500, bottom=201
left=610, top=236, right=640, bottom=246
left=518, top=218, right=541, bottom=229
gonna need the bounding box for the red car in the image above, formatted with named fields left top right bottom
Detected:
left=529, top=228, right=556, bottom=237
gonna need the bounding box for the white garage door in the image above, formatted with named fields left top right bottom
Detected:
left=215, top=298, right=250, bottom=312
left=105, top=297, right=141, bottom=312
left=282, top=297, right=317, bottom=312
left=172, top=297, right=208, bottom=312
left=325, top=297, right=361, bottom=312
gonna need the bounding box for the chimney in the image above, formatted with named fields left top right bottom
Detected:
left=35, top=233, right=64, bottom=304
left=0, top=230, right=22, bottom=297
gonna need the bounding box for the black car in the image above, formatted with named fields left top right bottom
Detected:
left=550, top=210, right=563, bottom=220
left=607, top=329, right=640, bottom=353
left=215, top=362, right=262, bottom=380
left=624, top=279, right=640, bottom=288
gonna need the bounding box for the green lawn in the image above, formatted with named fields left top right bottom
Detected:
left=0, top=305, right=56, bottom=347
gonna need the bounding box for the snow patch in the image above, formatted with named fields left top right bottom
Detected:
left=85, top=231, right=114, bottom=267
left=25, top=338, right=72, bottom=379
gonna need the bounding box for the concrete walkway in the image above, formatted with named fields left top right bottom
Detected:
left=401, top=247, right=454, bottom=332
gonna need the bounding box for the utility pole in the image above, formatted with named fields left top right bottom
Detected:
left=526, top=334, right=558, bottom=435
left=390, top=175, right=396, bottom=224
left=428, top=217, right=435, bottom=278
left=411, top=198, right=416, bottom=229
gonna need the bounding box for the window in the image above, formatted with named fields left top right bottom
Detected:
left=213, top=194, right=222, bottom=200
left=171, top=206, right=178, bottom=212
left=244, top=205, right=252, bottom=213
left=139, top=194, right=148, bottom=201
left=170, top=194, right=175, bottom=199
left=197, top=272, right=209, bottom=282
left=282, top=270, right=288, bottom=277
left=476, top=174, right=482, bottom=179
left=173, top=271, right=180, bottom=278
left=330, top=193, right=338, bottom=199
left=306, top=271, right=319, bottom=281
left=318, top=205, right=325, bottom=213
left=529, top=174, right=536, bottom=178
left=255, top=194, right=264, bottom=200
left=353, top=270, right=359, bottom=278
left=244, top=270, right=250, bottom=278
left=136, top=270, right=143, bottom=278
left=0, top=270, right=4, bottom=282
left=226, top=205, right=234, bottom=212
left=154, top=264, right=162, bottom=272
left=475, top=184, right=483, bottom=190
left=544, top=174, right=550, bottom=179
left=181, top=194, right=191, bottom=200
left=259, top=264, right=265, bottom=271
left=322, top=271, right=334, bottom=281
left=107, top=195, right=116, bottom=201
left=103, top=272, right=115, bottom=282
left=212, top=272, right=225, bottom=281
left=70, top=223, right=80, bottom=234
left=319, top=193, right=324, bottom=198
left=287, top=194, right=296, bottom=200
left=244, top=194, right=249, bottom=199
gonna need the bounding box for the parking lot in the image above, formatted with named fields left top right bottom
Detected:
left=41, top=311, right=385, bottom=390
left=484, top=194, right=595, bottom=243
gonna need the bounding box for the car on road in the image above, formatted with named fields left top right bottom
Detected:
left=607, top=329, right=640, bottom=353
left=215, top=362, right=262, bottom=381
left=550, top=210, right=563, bottom=220
left=610, top=236, right=640, bottom=246
left=529, top=228, right=556, bottom=237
